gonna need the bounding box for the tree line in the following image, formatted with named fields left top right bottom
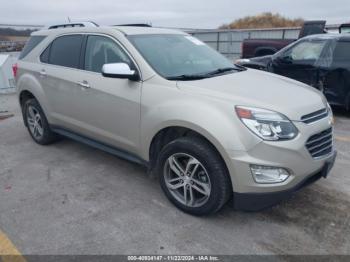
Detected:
left=0, top=28, right=36, bottom=37
left=219, top=12, right=304, bottom=29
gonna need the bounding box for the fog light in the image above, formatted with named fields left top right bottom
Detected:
left=250, top=165, right=290, bottom=184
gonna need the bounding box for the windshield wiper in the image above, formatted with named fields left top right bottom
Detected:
left=205, top=67, right=240, bottom=76
left=167, top=74, right=207, bottom=81
left=167, top=67, right=243, bottom=81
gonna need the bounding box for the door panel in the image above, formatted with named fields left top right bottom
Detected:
left=273, top=59, right=318, bottom=86
left=70, top=72, right=141, bottom=153
left=39, top=34, right=85, bottom=126
left=40, top=34, right=142, bottom=153
left=323, top=41, right=350, bottom=106
left=322, top=69, right=349, bottom=105
left=42, top=66, right=91, bottom=128
left=72, top=34, right=142, bottom=153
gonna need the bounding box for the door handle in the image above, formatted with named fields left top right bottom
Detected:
left=39, top=69, right=47, bottom=77
left=77, top=80, right=91, bottom=89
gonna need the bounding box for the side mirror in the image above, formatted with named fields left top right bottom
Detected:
left=102, top=63, right=140, bottom=81
left=279, top=55, right=293, bottom=64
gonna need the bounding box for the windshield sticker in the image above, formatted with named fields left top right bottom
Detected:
left=185, top=36, right=206, bottom=46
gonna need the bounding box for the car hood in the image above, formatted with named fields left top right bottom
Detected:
left=176, top=69, right=326, bottom=121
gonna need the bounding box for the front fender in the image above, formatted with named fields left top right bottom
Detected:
left=140, top=97, right=260, bottom=164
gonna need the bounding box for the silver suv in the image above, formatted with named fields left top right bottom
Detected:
left=15, top=24, right=336, bottom=215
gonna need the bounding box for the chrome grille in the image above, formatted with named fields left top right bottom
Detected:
left=306, top=128, right=333, bottom=159
left=301, top=108, right=328, bottom=124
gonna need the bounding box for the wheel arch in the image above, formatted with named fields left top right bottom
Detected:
left=146, top=123, right=234, bottom=189
left=17, top=73, right=52, bottom=123
left=19, top=90, right=36, bottom=106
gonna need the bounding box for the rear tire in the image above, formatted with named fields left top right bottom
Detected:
left=157, top=136, right=232, bottom=216
left=23, top=98, right=59, bottom=145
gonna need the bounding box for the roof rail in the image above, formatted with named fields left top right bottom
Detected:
left=48, top=21, right=99, bottom=29
left=114, top=24, right=152, bottom=27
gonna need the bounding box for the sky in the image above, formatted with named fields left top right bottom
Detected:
left=0, top=0, right=349, bottom=29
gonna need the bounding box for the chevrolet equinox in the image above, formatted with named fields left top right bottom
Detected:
left=15, top=24, right=337, bottom=215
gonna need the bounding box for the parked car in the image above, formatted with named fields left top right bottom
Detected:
left=339, top=23, right=350, bottom=34
left=15, top=23, right=336, bottom=215
left=237, top=34, right=350, bottom=111
left=241, top=21, right=326, bottom=58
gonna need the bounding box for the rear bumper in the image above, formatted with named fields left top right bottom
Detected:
left=233, top=151, right=337, bottom=211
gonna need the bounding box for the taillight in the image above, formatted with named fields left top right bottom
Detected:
left=12, top=63, right=18, bottom=78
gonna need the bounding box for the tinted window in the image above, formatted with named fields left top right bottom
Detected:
left=299, top=22, right=326, bottom=38
left=333, top=41, right=350, bottom=61
left=49, top=35, right=83, bottom=68
left=40, top=45, right=50, bottom=63
left=19, top=36, right=46, bottom=59
left=284, top=40, right=326, bottom=61
left=84, top=35, right=132, bottom=73
left=316, top=41, right=334, bottom=68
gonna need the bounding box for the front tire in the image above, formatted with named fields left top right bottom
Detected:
left=157, top=136, right=232, bottom=216
left=23, top=98, right=59, bottom=145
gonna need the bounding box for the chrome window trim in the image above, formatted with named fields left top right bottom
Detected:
left=37, top=32, right=143, bottom=82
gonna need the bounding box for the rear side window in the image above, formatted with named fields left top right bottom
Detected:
left=48, top=35, right=83, bottom=68
left=333, top=41, right=350, bottom=61
left=40, top=45, right=50, bottom=63
left=19, top=36, right=46, bottom=59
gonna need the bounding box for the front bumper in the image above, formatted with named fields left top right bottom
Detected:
left=225, top=114, right=335, bottom=193
left=233, top=151, right=337, bottom=211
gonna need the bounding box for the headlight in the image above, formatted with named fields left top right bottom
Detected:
left=326, top=101, right=334, bottom=117
left=323, top=101, right=335, bottom=125
left=235, top=106, right=298, bottom=141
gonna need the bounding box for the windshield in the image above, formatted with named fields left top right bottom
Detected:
left=128, top=34, right=242, bottom=80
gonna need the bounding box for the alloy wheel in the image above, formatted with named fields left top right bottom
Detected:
left=163, top=153, right=211, bottom=208
left=27, top=105, right=44, bottom=140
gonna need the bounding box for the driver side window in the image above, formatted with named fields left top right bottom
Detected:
left=284, top=40, right=326, bottom=62
left=84, top=35, right=132, bottom=73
